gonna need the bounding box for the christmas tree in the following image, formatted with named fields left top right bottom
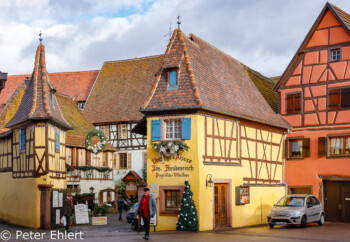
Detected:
left=176, top=180, right=199, bottom=231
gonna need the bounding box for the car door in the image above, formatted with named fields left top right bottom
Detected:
left=312, top=196, right=322, bottom=220
left=305, top=196, right=316, bottom=222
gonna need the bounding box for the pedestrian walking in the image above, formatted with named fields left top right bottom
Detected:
left=138, top=188, right=157, bottom=240
left=63, top=193, right=74, bottom=232
left=117, top=197, right=125, bottom=221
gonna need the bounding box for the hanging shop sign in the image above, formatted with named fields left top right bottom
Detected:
left=235, top=186, right=250, bottom=205
left=125, top=182, right=138, bottom=198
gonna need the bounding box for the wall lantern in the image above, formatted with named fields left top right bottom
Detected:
left=90, top=187, right=95, bottom=193
left=206, top=174, right=213, bottom=188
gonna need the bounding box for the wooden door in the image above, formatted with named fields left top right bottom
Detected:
left=324, top=181, right=342, bottom=222
left=214, top=184, right=227, bottom=228
left=343, top=182, right=350, bottom=223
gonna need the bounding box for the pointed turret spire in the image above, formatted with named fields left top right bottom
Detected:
left=5, top=43, right=71, bottom=130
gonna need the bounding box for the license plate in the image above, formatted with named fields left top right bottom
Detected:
left=275, top=222, right=286, bottom=225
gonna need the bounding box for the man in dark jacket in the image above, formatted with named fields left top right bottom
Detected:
left=138, top=188, right=157, bottom=240
left=63, top=194, right=74, bottom=232
left=117, top=197, right=125, bottom=221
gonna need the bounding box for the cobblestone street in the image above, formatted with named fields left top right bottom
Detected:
left=1, top=221, right=350, bottom=242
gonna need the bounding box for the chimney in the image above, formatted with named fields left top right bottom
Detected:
left=25, top=76, right=30, bottom=87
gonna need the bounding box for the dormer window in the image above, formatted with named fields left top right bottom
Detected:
left=331, top=49, right=341, bottom=62
left=51, top=93, right=55, bottom=108
left=167, top=70, right=178, bottom=90
left=78, top=101, right=86, bottom=110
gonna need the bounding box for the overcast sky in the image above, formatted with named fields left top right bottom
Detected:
left=1, top=0, right=350, bottom=77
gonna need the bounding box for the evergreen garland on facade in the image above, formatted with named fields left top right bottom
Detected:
left=176, top=180, right=199, bottom=231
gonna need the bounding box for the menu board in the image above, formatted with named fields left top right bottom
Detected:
left=235, top=186, right=250, bottom=205
left=74, top=204, right=89, bottom=224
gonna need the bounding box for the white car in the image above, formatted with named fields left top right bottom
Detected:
left=267, top=195, right=325, bottom=228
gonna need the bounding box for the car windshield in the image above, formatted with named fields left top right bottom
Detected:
left=132, top=203, right=139, bottom=209
left=276, top=196, right=304, bottom=207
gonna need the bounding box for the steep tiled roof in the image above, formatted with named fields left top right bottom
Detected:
left=0, top=70, right=98, bottom=111
left=55, top=93, right=94, bottom=136
left=243, top=65, right=278, bottom=113
left=49, top=70, right=99, bottom=102
left=142, top=29, right=289, bottom=129
left=330, top=3, right=350, bottom=30
left=0, top=82, right=26, bottom=132
left=83, top=55, right=164, bottom=124
left=5, top=44, right=72, bottom=130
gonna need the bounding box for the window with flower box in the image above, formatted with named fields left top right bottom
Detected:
left=151, top=117, right=191, bottom=141
left=165, top=119, right=181, bottom=140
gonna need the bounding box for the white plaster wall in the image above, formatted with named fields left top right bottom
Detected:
left=68, top=179, right=115, bottom=203
left=113, top=149, right=145, bottom=184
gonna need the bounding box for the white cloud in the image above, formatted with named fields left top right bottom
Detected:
left=0, top=0, right=350, bottom=77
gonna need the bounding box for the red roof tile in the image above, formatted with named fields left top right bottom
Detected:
left=83, top=55, right=164, bottom=124
left=0, top=70, right=99, bottom=110
left=142, top=29, right=289, bottom=129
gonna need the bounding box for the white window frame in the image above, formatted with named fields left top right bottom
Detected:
left=164, top=119, right=181, bottom=140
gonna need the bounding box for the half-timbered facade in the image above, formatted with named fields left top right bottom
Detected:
left=56, top=93, right=117, bottom=205
left=84, top=55, right=163, bottom=182
left=140, top=28, right=289, bottom=231
left=0, top=42, right=116, bottom=229
left=0, top=43, right=72, bottom=229
left=274, top=3, right=350, bottom=223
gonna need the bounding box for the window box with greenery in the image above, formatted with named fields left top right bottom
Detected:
left=151, top=117, right=191, bottom=162
left=286, top=137, right=310, bottom=160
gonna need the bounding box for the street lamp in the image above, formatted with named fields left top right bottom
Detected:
left=90, top=187, right=94, bottom=193
left=206, top=174, right=213, bottom=188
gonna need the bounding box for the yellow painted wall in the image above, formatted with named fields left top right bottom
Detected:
left=147, top=113, right=286, bottom=231
left=0, top=122, right=67, bottom=229
left=0, top=173, right=41, bottom=228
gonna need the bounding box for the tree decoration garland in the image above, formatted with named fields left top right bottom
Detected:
left=85, top=129, right=107, bottom=154
left=150, top=141, right=189, bottom=162
left=74, top=166, right=112, bottom=173
left=176, top=180, right=199, bottom=231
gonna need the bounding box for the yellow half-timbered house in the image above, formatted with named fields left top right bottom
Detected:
left=0, top=42, right=117, bottom=229
left=0, top=43, right=71, bottom=229
left=139, top=29, right=290, bottom=231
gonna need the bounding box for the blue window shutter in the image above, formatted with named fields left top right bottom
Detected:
left=55, top=129, right=60, bottom=150
left=182, top=118, right=191, bottom=140
left=20, top=128, right=25, bottom=150
left=169, top=71, right=177, bottom=86
left=151, top=119, right=161, bottom=141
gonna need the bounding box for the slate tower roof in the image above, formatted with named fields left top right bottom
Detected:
left=6, top=44, right=72, bottom=130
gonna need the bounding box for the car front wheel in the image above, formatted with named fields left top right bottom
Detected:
left=300, top=215, right=306, bottom=228
left=269, top=224, right=274, bottom=228
left=318, top=213, right=325, bottom=226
